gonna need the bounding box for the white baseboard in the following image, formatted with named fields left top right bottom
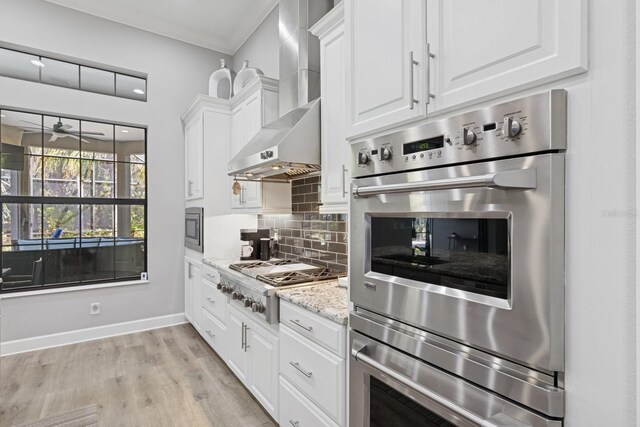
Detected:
left=1, top=313, right=187, bottom=356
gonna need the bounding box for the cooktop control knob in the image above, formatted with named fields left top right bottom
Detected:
left=380, top=147, right=392, bottom=161
left=502, top=117, right=522, bottom=138
left=231, top=291, right=242, bottom=300
left=357, top=152, right=370, bottom=165
left=221, top=285, right=231, bottom=294
left=251, top=302, right=265, bottom=313
left=243, top=297, right=254, bottom=308
left=216, top=283, right=222, bottom=291
left=461, top=127, right=476, bottom=145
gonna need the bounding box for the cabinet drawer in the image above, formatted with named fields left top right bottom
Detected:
left=280, top=300, right=346, bottom=356
left=202, top=266, right=220, bottom=284
left=199, top=307, right=227, bottom=360
left=279, top=376, right=339, bottom=427
left=280, top=325, right=345, bottom=424
left=201, top=279, right=226, bottom=324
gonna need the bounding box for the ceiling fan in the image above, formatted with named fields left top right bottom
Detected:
left=20, top=119, right=106, bottom=143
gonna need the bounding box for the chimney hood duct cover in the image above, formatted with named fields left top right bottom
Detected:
left=227, top=98, right=320, bottom=179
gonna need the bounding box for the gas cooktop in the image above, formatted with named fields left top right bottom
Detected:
left=228, top=259, right=346, bottom=287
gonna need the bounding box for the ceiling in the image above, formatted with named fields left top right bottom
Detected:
left=43, top=0, right=279, bottom=55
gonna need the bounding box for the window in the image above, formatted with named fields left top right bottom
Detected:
left=0, top=109, right=147, bottom=292
left=0, top=45, right=147, bottom=101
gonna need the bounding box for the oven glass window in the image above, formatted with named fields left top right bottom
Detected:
left=370, top=377, right=456, bottom=426
left=370, top=217, right=509, bottom=299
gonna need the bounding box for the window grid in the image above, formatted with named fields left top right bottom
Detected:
left=0, top=108, right=147, bottom=292
left=0, top=46, right=147, bottom=102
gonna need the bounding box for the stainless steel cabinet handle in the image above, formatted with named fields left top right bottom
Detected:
left=352, top=346, right=486, bottom=425
left=289, top=421, right=299, bottom=427
left=188, top=180, right=193, bottom=196
left=240, top=186, right=245, bottom=205
left=243, top=324, right=250, bottom=352
left=205, top=330, right=214, bottom=338
left=289, top=319, right=313, bottom=332
left=342, top=165, right=348, bottom=198
left=353, top=169, right=537, bottom=198
left=188, top=263, right=192, bottom=279
left=241, top=322, right=245, bottom=349
left=206, top=297, right=215, bottom=304
left=409, top=51, right=419, bottom=110
left=289, top=361, right=313, bottom=378
left=426, top=43, right=436, bottom=105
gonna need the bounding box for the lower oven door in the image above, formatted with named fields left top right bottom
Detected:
left=350, top=153, right=564, bottom=372
left=350, top=331, right=562, bottom=427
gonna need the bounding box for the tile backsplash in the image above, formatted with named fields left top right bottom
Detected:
left=258, top=177, right=348, bottom=272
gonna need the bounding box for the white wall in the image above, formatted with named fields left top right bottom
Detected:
left=0, top=0, right=230, bottom=343
left=232, top=5, right=279, bottom=79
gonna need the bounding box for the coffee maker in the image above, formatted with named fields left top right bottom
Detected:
left=240, top=228, right=270, bottom=260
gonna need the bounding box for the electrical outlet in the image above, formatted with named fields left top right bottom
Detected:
left=90, top=302, right=100, bottom=315
left=141, top=272, right=148, bottom=281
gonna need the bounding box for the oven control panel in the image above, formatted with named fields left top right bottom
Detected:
left=351, top=90, right=566, bottom=178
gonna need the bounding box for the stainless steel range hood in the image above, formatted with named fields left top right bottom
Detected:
left=226, top=98, right=320, bottom=179
left=227, top=0, right=332, bottom=180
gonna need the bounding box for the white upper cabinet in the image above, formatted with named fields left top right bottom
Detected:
left=184, top=114, right=204, bottom=200
left=345, top=0, right=426, bottom=139
left=426, top=0, right=587, bottom=115
left=311, top=3, right=349, bottom=214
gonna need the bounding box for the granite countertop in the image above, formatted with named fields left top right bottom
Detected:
left=276, top=281, right=348, bottom=325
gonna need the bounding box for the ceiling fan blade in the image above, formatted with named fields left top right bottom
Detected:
left=59, top=124, right=72, bottom=132
left=21, top=120, right=53, bottom=130
left=74, top=131, right=105, bottom=136
left=49, top=134, right=59, bottom=142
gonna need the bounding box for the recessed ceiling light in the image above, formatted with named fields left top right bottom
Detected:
left=133, top=88, right=145, bottom=95
left=121, top=129, right=129, bottom=133
left=30, top=59, right=45, bottom=68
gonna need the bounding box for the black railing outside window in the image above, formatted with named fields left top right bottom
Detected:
left=0, top=108, right=147, bottom=292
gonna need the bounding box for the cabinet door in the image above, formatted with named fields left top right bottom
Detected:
left=185, top=114, right=203, bottom=200
left=239, top=92, right=263, bottom=209
left=184, top=260, right=193, bottom=322
left=190, top=262, right=202, bottom=331
left=345, top=0, right=426, bottom=139
left=248, top=324, right=279, bottom=418
left=227, top=307, right=250, bottom=385
left=426, top=0, right=587, bottom=115
left=320, top=21, right=349, bottom=212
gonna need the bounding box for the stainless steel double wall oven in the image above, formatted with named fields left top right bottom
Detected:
left=349, top=91, right=567, bottom=426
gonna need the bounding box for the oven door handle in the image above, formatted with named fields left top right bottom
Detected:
left=352, top=345, right=533, bottom=427
left=352, top=168, right=536, bottom=198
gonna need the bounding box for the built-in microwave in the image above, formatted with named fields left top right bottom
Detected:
left=185, top=207, right=204, bottom=252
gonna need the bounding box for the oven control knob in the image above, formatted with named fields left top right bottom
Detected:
left=502, top=117, right=522, bottom=138
left=243, top=297, right=254, bottom=308
left=357, top=152, right=370, bottom=165
left=461, top=127, right=476, bottom=145
left=251, top=302, right=265, bottom=313
left=231, top=291, right=243, bottom=300
left=216, top=283, right=222, bottom=291
left=221, top=285, right=230, bottom=294
left=380, top=147, right=392, bottom=161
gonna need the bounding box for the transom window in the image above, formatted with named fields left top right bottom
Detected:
left=0, top=108, right=147, bottom=292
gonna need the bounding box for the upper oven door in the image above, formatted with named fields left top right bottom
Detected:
left=349, top=153, right=564, bottom=372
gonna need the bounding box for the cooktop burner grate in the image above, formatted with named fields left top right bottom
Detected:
left=229, top=259, right=296, bottom=272
left=256, top=267, right=346, bottom=286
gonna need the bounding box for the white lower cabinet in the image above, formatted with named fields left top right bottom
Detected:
left=227, top=304, right=279, bottom=419
left=279, top=300, right=347, bottom=426
left=185, top=257, right=202, bottom=331
left=280, top=376, right=339, bottom=427
left=198, top=307, right=227, bottom=361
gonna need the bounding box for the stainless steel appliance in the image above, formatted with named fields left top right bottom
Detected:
left=185, top=207, right=204, bottom=252
left=218, top=259, right=345, bottom=324
left=226, top=0, right=333, bottom=180
left=349, top=90, right=566, bottom=425
left=239, top=228, right=270, bottom=260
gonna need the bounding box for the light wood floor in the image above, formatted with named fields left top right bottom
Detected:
left=0, top=323, right=276, bottom=426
